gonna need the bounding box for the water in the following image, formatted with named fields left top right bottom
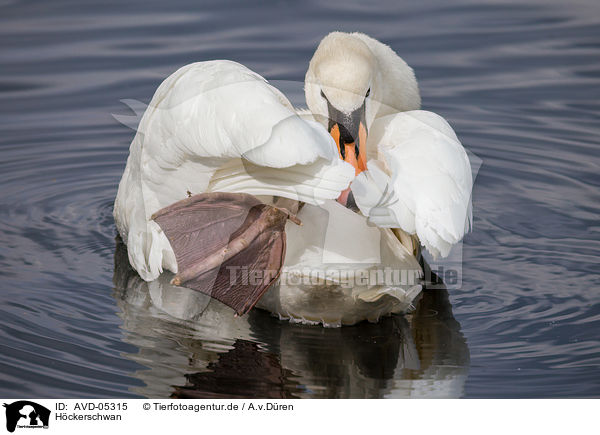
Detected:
left=1, top=0, right=599, bottom=398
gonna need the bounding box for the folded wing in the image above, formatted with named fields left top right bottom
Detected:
left=351, top=110, right=473, bottom=258
left=114, top=60, right=354, bottom=280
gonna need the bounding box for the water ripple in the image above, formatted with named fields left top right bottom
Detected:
left=0, top=0, right=598, bottom=398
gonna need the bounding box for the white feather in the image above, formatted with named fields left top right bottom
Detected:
left=351, top=111, right=473, bottom=258
left=114, top=60, right=354, bottom=280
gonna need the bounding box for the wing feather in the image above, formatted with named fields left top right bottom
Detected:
left=351, top=110, right=473, bottom=258
left=114, top=60, right=354, bottom=280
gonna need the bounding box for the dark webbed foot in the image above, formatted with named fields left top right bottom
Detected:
left=152, top=192, right=300, bottom=316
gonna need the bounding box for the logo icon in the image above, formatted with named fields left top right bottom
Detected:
left=3, top=401, right=50, bottom=433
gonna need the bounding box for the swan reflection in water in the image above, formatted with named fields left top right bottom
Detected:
left=112, top=238, right=469, bottom=398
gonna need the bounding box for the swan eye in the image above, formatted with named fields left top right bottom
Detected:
left=320, top=89, right=326, bottom=99
left=365, top=88, right=371, bottom=98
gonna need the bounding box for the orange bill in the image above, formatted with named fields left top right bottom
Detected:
left=329, top=121, right=368, bottom=207
left=329, top=123, right=367, bottom=176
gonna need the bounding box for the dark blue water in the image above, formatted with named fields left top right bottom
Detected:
left=1, top=0, right=599, bottom=398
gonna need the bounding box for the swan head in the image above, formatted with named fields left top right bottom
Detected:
left=305, top=32, right=421, bottom=181
left=305, top=32, right=376, bottom=178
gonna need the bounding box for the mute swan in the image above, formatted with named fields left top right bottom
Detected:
left=114, top=32, right=472, bottom=326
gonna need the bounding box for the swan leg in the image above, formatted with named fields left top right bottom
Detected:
left=152, top=192, right=300, bottom=316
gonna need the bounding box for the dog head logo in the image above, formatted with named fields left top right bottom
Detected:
left=3, top=401, right=50, bottom=433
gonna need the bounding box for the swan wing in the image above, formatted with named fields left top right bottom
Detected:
left=351, top=110, right=473, bottom=258
left=114, top=60, right=354, bottom=280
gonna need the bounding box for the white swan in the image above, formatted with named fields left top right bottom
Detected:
left=114, top=32, right=472, bottom=326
